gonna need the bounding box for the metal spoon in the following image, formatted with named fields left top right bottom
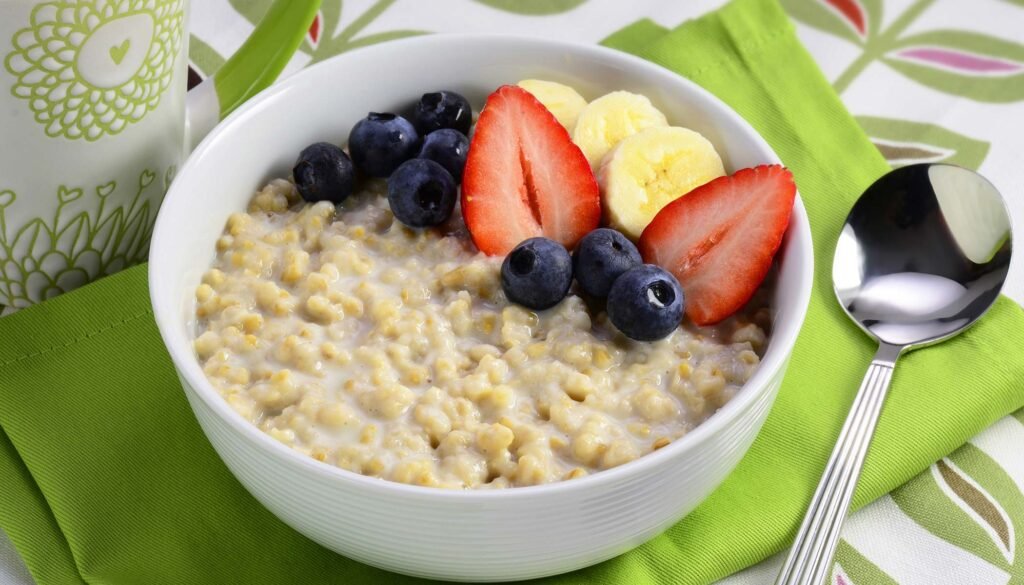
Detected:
left=775, top=163, right=1013, bottom=585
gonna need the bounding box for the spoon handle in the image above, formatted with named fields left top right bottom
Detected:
left=774, top=343, right=900, bottom=585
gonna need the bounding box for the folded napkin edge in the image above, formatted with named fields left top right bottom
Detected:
left=0, top=309, right=153, bottom=371
left=0, top=265, right=153, bottom=369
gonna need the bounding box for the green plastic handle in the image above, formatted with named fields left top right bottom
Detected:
left=212, top=0, right=322, bottom=119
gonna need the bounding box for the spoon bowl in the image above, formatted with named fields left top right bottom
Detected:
left=833, top=163, right=1012, bottom=349
left=776, top=163, right=1012, bottom=585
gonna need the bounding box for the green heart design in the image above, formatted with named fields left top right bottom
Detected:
left=140, top=169, right=155, bottom=188
left=109, top=39, right=131, bottom=65
left=96, top=181, right=116, bottom=198
left=164, top=165, right=178, bottom=187
left=57, top=186, right=83, bottom=204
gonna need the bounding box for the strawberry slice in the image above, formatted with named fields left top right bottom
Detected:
left=638, top=165, right=796, bottom=326
left=462, top=85, right=600, bottom=256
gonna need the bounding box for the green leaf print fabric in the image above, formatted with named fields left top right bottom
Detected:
left=777, top=0, right=1024, bottom=170
left=721, top=415, right=1024, bottom=584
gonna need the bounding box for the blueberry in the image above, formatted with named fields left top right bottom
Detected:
left=572, top=228, right=643, bottom=298
left=414, top=91, right=472, bottom=135
left=348, top=112, right=419, bottom=178
left=418, top=129, right=469, bottom=183
left=607, top=265, right=684, bottom=341
left=387, top=159, right=457, bottom=228
left=292, top=142, right=355, bottom=203
left=501, top=238, right=573, bottom=310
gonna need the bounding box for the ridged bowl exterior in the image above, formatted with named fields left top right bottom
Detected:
left=150, top=35, right=814, bottom=583
left=179, top=360, right=786, bottom=581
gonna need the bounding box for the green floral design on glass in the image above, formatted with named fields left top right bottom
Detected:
left=0, top=165, right=173, bottom=309
left=4, top=0, right=184, bottom=141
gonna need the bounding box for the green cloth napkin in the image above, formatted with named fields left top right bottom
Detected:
left=2, top=1, right=1023, bottom=583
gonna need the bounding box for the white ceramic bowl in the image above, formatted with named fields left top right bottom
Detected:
left=150, top=34, right=813, bottom=582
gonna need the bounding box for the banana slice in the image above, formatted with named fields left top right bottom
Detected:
left=598, top=126, right=725, bottom=239
left=517, top=79, right=588, bottom=132
left=572, top=91, right=668, bottom=170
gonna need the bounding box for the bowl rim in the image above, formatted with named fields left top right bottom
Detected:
left=150, top=33, right=814, bottom=501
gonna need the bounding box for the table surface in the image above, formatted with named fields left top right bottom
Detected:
left=3, top=0, right=1023, bottom=583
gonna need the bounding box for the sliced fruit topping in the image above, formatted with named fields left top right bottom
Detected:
left=462, top=85, right=600, bottom=256
left=414, top=90, right=473, bottom=136
left=348, top=112, right=419, bottom=178
left=572, top=91, right=668, bottom=170
left=387, top=159, right=457, bottom=228
left=572, top=228, right=642, bottom=298
left=517, top=79, right=588, bottom=132
left=639, top=165, right=796, bottom=326
left=607, top=264, right=684, bottom=341
left=292, top=142, right=355, bottom=204
left=501, top=237, right=573, bottom=310
left=418, top=128, right=469, bottom=183
left=598, top=126, right=724, bottom=240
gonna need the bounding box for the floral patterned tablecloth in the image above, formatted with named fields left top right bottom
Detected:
left=4, top=1, right=1023, bottom=583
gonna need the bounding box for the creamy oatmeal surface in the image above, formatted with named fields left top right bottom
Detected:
left=194, top=179, right=770, bottom=489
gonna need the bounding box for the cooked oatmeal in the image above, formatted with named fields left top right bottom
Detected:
left=194, top=179, right=770, bottom=489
